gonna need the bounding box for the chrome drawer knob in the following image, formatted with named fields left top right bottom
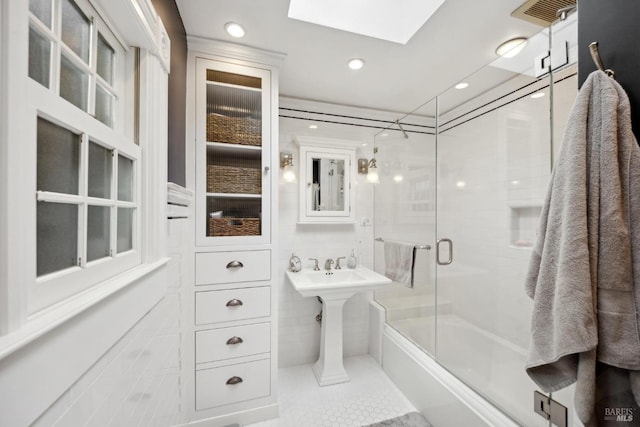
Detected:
left=226, top=260, right=244, bottom=269
left=226, top=376, right=243, bottom=385
left=226, top=336, right=244, bottom=345
left=225, top=299, right=243, bottom=307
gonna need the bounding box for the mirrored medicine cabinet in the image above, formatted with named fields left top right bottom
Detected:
left=295, top=136, right=358, bottom=224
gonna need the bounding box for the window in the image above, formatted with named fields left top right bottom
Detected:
left=29, top=0, right=120, bottom=128
left=28, top=0, right=140, bottom=311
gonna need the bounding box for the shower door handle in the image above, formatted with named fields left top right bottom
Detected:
left=436, top=238, right=453, bottom=265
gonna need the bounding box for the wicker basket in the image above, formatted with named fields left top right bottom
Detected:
left=207, top=113, right=261, bottom=146
left=207, top=165, right=261, bottom=194
left=209, top=218, right=260, bottom=236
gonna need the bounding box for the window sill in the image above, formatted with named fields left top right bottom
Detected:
left=0, top=258, right=170, bottom=361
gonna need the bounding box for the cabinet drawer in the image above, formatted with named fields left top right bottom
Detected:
left=195, top=358, right=270, bottom=410
left=195, top=287, right=270, bottom=325
left=196, top=323, right=270, bottom=364
left=195, top=250, right=270, bottom=285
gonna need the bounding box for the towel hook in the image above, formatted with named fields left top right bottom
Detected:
left=589, top=42, right=615, bottom=78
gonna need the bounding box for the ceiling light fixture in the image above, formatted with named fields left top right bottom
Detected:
left=531, top=92, right=545, bottom=99
left=309, top=124, right=318, bottom=129
left=348, top=58, right=365, bottom=70
left=224, top=22, right=245, bottom=38
left=455, top=82, right=469, bottom=90
left=496, top=37, right=528, bottom=58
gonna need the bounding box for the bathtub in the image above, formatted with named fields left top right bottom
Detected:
left=371, top=303, right=576, bottom=426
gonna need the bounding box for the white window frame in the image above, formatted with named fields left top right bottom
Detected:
left=0, top=0, right=169, bottom=345
left=27, top=0, right=141, bottom=312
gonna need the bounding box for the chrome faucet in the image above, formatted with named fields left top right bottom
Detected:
left=309, top=258, right=320, bottom=271
left=335, top=257, right=346, bottom=269
left=324, top=259, right=334, bottom=271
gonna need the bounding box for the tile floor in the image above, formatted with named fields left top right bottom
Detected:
left=248, top=355, right=417, bottom=427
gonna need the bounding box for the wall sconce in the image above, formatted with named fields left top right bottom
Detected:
left=280, top=152, right=296, bottom=182
left=357, top=158, right=369, bottom=174
left=366, top=158, right=380, bottom=184
left=359, top=148, right=379, bottom=184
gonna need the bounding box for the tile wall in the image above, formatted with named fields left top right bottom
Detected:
left=30, top=216, right=189, bottom=426
left=277, top=117, right=377, bottom=368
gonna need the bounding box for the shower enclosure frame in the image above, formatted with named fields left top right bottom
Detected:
left=373, top=12, right=580, bottom=426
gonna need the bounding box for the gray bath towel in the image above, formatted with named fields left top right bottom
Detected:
left=384, top=240, right=416, bottom=287
left=525, top=70, right=640, bottom=425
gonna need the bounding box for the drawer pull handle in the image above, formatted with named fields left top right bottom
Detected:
left=226, top=260, right=244, bottom=269
left=226, top=376, right=243, bottom=385
left=226, top=299, right=243, bottom=307
left=226, top=336, right=244, bottom=345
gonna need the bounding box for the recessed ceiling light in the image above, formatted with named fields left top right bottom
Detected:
left=348, top=58, right=365, bottom=70
left=225, top=22, right=245, bottom=38
left=455, top=82, right=469, bottom=90
left=531, top=92, right=545, bottom=99
left=496, top=37, right=528, bottom=58
left=309, top=124, right=318, bottom=129
left=381, top=133, right=388, bottom=137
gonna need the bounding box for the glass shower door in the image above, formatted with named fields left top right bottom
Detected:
left=434, top=20, right=579, bottom=424
left=374, top=99, right=438, bottom=357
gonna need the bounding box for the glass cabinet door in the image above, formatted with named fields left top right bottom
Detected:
left=196, top=59, right=271, bottom=245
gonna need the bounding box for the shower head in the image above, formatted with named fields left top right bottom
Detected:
left=395, top=119, right=409, bottom=139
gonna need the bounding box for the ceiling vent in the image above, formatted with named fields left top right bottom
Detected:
left=511, top=0, right=576, bottom=26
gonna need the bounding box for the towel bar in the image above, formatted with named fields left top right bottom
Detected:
left=375, top=237, right=431, bottom=250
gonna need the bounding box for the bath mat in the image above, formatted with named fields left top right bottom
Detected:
left=363, top=411, right=432, bottom=427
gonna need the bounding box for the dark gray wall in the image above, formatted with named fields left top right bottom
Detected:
left=578, top=0, right=640, bottom=138
left=151, top=0, right=187, bottom=186
left=578, top=2, right=640, bottom=422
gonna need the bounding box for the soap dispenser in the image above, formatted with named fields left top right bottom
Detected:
left=289, top=253, right=301, bottom=272
left=347, top=249, right=357, bottom=269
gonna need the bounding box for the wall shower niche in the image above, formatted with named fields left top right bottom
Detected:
left=295, top=136, right=357, bottom=224
left=509, top=204, right=541, bottom=248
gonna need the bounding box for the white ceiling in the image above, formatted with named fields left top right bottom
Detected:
left=175, top=0, right=543, bottom=115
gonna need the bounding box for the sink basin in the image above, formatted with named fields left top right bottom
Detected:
left=285, top=266, right=392, bottom=386
left=286, top=266, right=391, bottom=299
left=307, top=270, right=365, bottom=284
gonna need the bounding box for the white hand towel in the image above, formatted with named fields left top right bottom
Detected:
left=384, top=240, right=416, bottom=287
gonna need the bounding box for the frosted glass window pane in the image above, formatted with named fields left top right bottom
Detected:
left=37, top=202, right=78, bottom=276
left=87, top=205, right=110, bottom=262
left=117, top=208, right=133, bottom=253
left=117, top=155, right=133, bottom=201
left=95, top=85, right=114, bottom=128
left=88, top=142, right=112, bottom=198
left=29, top=27, right=51, bottom=88
left=37, top=117, right=80, bottom=194
left=60, top=55, right=88, bottom=111
left=29, top=0, right=52, bottom=28
left=97, top=33, right=115, bottom=85
left=61, top=0, right=90, bottom=63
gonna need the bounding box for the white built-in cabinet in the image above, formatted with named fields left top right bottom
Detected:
left=185, top=38, right=283, bottom=426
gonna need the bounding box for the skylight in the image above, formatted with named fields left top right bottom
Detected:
left=287, top=0, right=447, bottom=45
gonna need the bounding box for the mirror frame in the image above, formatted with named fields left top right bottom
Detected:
left=295, top=136, right=358, bottom=224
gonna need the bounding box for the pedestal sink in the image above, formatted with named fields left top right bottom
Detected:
left=285, top=266, right=392, bottom=386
